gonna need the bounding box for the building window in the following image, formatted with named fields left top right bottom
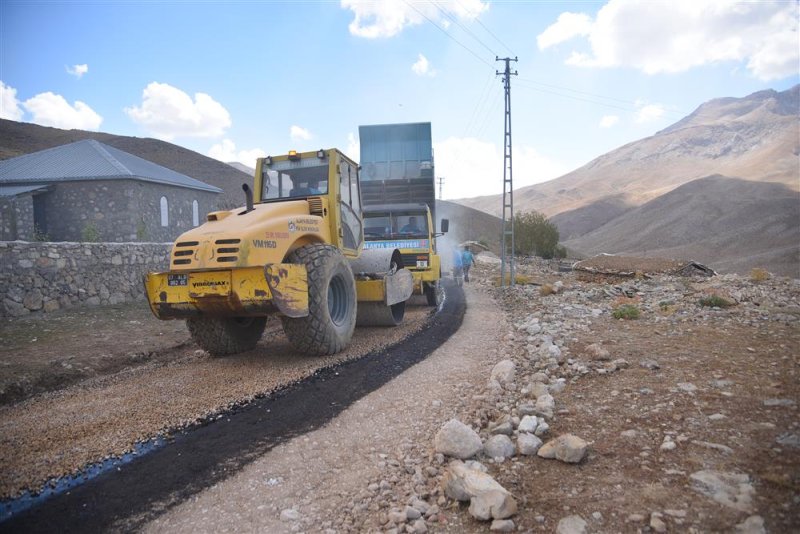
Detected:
left=192, top=200, right=199, bottom=227
left=160, top=196, right=169, bottom=227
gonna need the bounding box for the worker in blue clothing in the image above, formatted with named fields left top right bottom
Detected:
left=461, top=246, right=474, bottom=283
left=452, top=246, right=464, bottom=286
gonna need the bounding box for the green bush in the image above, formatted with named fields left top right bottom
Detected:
left=32, top=226, right=50, bottom=242
left=513, top=210, right=561, bottom=259
left=81, top=222, right=100, bottom=242
left=136, top=219, right=148, bottom=241
left=698, top=295, right=734, bottom=308
left=612, top=304, right=640, bottom=320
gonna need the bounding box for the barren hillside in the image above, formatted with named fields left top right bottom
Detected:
left=457, top=85, right=799, bottom=218
left=563, top=176, right=800, bottom=277
left=0, top=119, right=251, bottom=208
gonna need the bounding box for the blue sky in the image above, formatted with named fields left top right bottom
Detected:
left=2, top=0, right=798, bottom=199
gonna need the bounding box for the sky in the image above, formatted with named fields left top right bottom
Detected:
left=1, top=0, right=798, bottom=200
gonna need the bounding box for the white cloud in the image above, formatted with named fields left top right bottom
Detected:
left=539, top=0, right=800, bottom=81
left=412, top=54, right=436, bottom=77
left=23, top=92, right=102, bottom=130
left=340, top=0, right=488, bottom=39
left=599, top=115, right=619, bottom=128
left=0, top=81, right=24, bottom=121
left=537, top=12, right=592, bottom=49
left=635, top=101, right=666, bottom=124
left=124, top=82, right=231, bottom=141
left=66, top=64, right=89, bottom=78
left=290, top=125, right=312, bottom=142
left=434, top=137, right=569, bottom=199
left=208, top=139, right=265, bottom=166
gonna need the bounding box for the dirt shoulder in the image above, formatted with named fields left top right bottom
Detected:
left=0, top=299, right=433, bottom=501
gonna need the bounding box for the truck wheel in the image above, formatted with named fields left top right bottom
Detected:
left=186, top=316, right=267, bottom=356
left=281, top=244, right=357, bottom=355
left=424, top=282, right=442, bottom=307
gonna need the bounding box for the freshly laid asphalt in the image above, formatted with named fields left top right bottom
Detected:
left=1, top=283, right=465, bottom=533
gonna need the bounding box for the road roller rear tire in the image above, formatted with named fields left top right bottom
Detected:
left=281, top=244, right=357, bottom=355
left=186, top=316, right=267, bottom=356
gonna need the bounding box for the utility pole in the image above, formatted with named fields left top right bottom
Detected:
left=437, top=176, right=445, bottom=200
left=497, top=56, right=517, bottom=287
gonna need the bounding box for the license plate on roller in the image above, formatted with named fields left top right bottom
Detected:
left=188, top=271, right=231, bottom=296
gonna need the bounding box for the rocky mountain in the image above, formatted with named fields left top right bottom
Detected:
left=455, top=86, right=799, bottom=276
left=0, top=119, right=252, bottom=208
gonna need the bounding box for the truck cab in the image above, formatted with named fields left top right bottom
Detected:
left=362, top=203, right=446, bottom=306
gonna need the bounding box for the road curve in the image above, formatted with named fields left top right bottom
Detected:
left=0, top=284, right=466, bottom=533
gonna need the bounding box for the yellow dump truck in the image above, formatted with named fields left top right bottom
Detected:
left=359, top=122, right=448, bottom=306
left=144, top=148, right=413, bottom=356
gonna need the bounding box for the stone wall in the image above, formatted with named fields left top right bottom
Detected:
left=0, top=194, right=35, bottom=241
left=34, top=180, right=219, bottom=243
left=0, top=241, right=171, bottom=318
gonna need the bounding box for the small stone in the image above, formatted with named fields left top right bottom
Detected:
left=585, top=343, right=610, bottom=361
left=529, top=382, right=549, bottom=398
left=280, top=509, right=300, bottom=522
left=534, top=421, right=550, bottom=437
left=442, top=461, right=517, bottom=520
left=535, top=394, right=555, bottom=418
left=627, top=513, right=646, bottom=522
left=435, top=419, right=483, bottom=459
left=690, top=470, right=755, bottom=512
left=763, top=398, right=796, bottom=407
left=518, top=415, right=538, bottom=434
left=650, top=512, right=667, bottom=533
left=484, top=435, right=515, bottom=459
left=660, top=440, right=677, bottom=451
left=538, top=434, right=588, bottom=463
left=556, top=514, right=587, bottom=534
left=640, top=359, right=660, bottom=370
left=591, top=511, right=602, bottom=521
left=709, top=413, right=726, bottom=421
left=409, top=518, right=428, bottom=533
left=734, top=515, right=766, bottom=534
left=491, top=360, right=516, bottom=386
left=677, top=382, right=698, bottom=393
left=490, top=519, right=515, bottom=532
left=517, top=433, right=543, bottom=455
left=406, top=505, right=422, bottom=520
left=490, top=421, right=514, bottom=436
left=518, top=402, right=537, bottom=416
left=621, top=429, right=638, bottom=438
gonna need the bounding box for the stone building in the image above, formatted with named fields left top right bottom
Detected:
left=0, top=139, right=221, bottom=242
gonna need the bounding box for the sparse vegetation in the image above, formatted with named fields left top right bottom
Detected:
left=612, top=304, right=640, bottom=320
left=493, top=273, right=534, bottom=286
left=698, top=294, right=735, bottom=308
left=513, top=211, right=561, bottom=259
left=750, top=267, right=770, bottom=282
left=81, top=222, right=100, bottom=242
left=540, top=283, right=555, bottom=296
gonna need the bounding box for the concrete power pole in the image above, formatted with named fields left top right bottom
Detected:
left=497, top=56, right=518, bottom=287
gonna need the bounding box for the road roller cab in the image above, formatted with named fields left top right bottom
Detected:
left=144, top=148, right=414, bottom=357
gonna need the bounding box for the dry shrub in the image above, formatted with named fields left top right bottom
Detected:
left=750, top=267, right=771, bottom=282
left=540, top=284, right=555, bottom=296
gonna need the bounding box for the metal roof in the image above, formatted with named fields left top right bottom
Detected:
left=0, top=139, right=222, bottom=193
left=0, top=184, right=50, bottom=197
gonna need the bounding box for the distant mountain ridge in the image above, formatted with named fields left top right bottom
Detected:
left=0, top=119, right=251, bottom=208
left=454, top=86, right=799, bottom=276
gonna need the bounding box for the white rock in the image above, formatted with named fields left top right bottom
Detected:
left=660, top=440, right=677, bottom=451
left=735, top=515, right=766, bottom=534
left=280, top=508, right=300, bottom=522
left=442, top=460, right=517, bottom=520
left=529, top=382, right=549, bottom=398
left=491, top=360, right=516, bottom=386
left=690, top=470, right=755, bottom=512
left=484, top=435, right=515, bottom=459
left=409, top=518, right=428, bottom=533
left=518, top=415, right=538, bottom=434
left=620, top=429, right=638, bottom=438
left=405, top=505, right=422, bottom=520
left=549, top=379, right=567, bottom=394
left=517, top=433, right=543, bottom=455
left=538, top=434, right=588, bottom=463
left=556, top=514, right=587, bottom=534
left=490, top=519, right=515, bottom=532
left=677, top=382, right=698, bottom=393
left=434, top=419, right=483, bottom=459
left=650, top=512, right=667, bottom=533
left=535, top=394, right=555, bottom=418
left=548, top=344, right=563, bottom=360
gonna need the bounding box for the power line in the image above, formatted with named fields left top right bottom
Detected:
left=462, top=71, right=496, bottom=137
left=402, top=0, right=495, bottom=69
left=429, top=0, right=497, bottom=57
left=454, top=0, right=516, bottom=57
left=515, top=78, right=686, bottom=117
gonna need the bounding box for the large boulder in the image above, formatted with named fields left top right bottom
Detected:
left=442, top=460, right=518, bottom=520
left=484, top=435, right=515, bottom=459
left=435, top=419, right=483, bottom=459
